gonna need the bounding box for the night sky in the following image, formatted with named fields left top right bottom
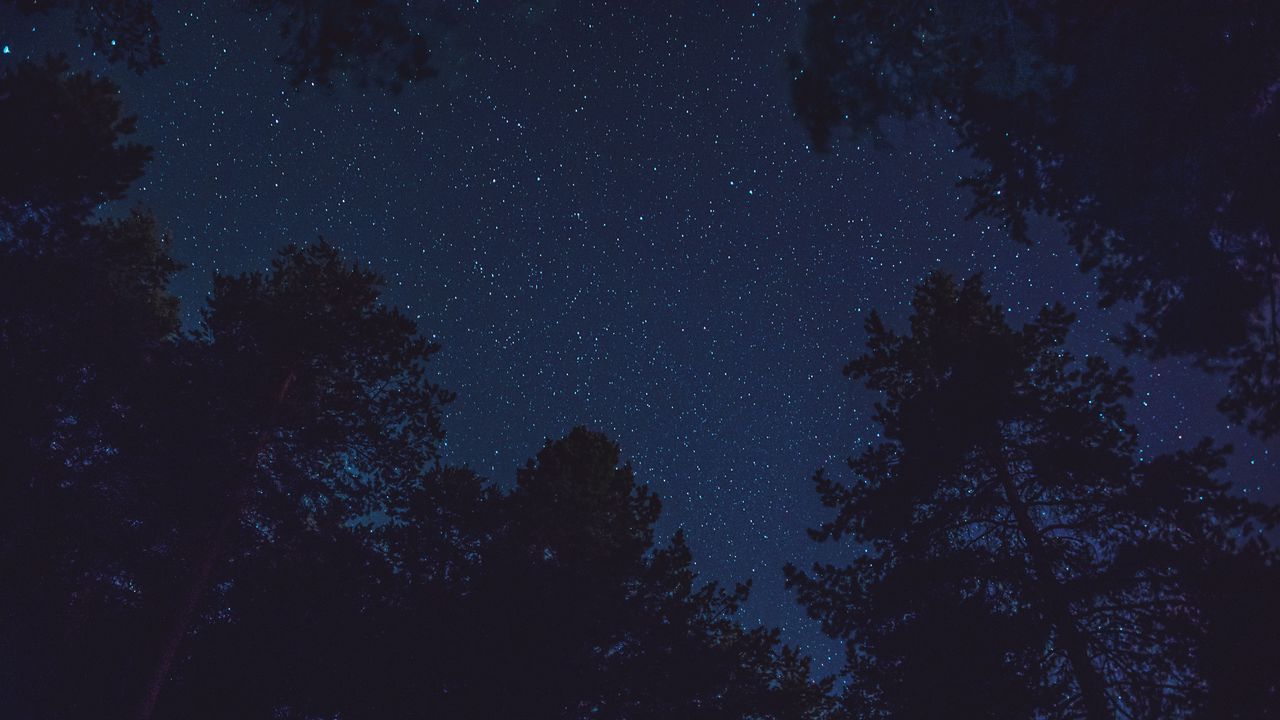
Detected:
left=7, top=0, right=1276, bottom=669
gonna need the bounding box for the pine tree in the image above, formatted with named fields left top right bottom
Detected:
left=150, top=429, right=834, bottom=719
left=788, top=274, right=1277, bottom=718
left=790, top=1, right=1280, bottom=436
left=425, top=428, right=834, bottom=719
left=135, top=241, right=454, bottom=719
left=0, top=56, right=151, bottom=237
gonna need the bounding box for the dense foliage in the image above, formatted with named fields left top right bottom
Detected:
left=791, top=0, right=1280, bottom=437
left=789, top=274, right=1278, bottom=718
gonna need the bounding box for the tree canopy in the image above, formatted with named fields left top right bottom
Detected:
left=790, top=0, right=1280, bottom=436
left=3, top=0, right=441, bottom=90
left=0, top=56, right=150, bottom=237
left=788, top=273, right=1279, bottom=718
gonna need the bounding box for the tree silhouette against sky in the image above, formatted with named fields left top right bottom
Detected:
left=791, top=1, right=1280, bottom=437
left=788, top=274, right=1278, bottom=718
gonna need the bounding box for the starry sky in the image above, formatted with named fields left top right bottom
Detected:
left=6, top=0, right=1276, bottom=670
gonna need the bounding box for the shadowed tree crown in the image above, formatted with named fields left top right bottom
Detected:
left=509, top=427, right=661, bottom=568
left=0, top=56, right=150, bottom=238
left=788, top=273, right=1278, bottom=719
left=790, top=0, right=1280, bottom=436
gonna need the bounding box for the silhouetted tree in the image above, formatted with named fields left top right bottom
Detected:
left=790, top=1, right=1280, bottom=436
left=1, top=233, right=454, bottom=719
left=787, top=274, right=1277, bottom=719
left=4, top=0, right=441, bottom=91
left=0, top=208, right=184, bottom=718
left=1185, top=542, right=1280, bottom=718
left=131, top=241, right=454, bottom=719
left=0, top=56, right=151, bottom=238
left=151, top=429, right=833, bottom=719
left=0, top=58, right=182, bottom=716
left=154, top=463, right=492, bottom=719
left=404, top=428, right=834, bottom=719
left=265, top=0, right=441, bottom=92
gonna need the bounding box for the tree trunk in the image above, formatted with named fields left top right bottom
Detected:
left=137, top=370, right=295, bottom=720
left=997, top=465, right=1113, bottom=720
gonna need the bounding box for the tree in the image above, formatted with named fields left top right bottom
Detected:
left=0, top=57, right=183, bottom=717
left=149, top=428, right=833, bottom=719
left=0, top=56, right=151, bottom=239
left=413, top=428, right=834, bottom=719
left=0, top=234, right=455, bottom=718
left=264, top=0, right=440, bottom=92
left=1184, top=541, right=1280, bottom=718
left=3, top=0, right=441, bottom=91
left=153, top=463, right=493, bottom=720
left=787, top=274, right=1278, bottom=719
left=132, top=241, right=454, bottom=719
left=789, top=1, right=1280, bottom=436
left=3, top=0, right=163, bottom=72
left=0, top=54, right=467, bottom=715
left=0, top=53, right=452, bottom=718
left=0, top=209, right=185, bottom=718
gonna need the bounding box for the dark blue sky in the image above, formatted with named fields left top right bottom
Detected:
left=8, top=0, right=1275, bottom=671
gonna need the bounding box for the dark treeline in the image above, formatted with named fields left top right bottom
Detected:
left=3, top=2, right=1280, bottom=719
